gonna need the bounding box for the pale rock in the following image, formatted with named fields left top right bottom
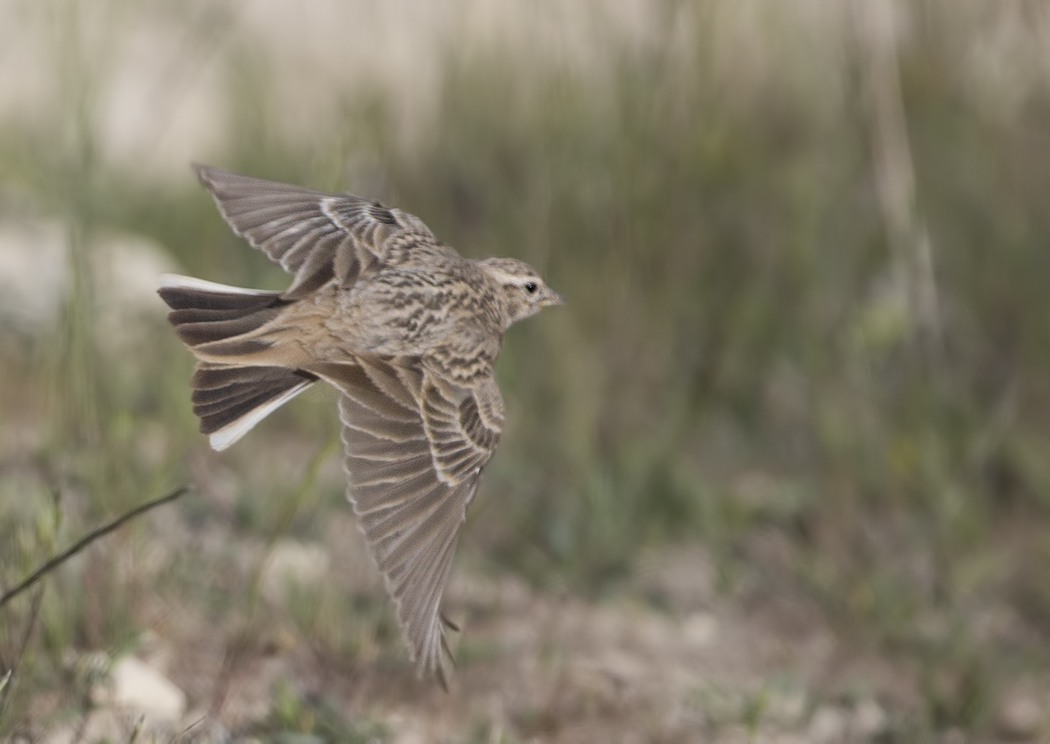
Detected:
left=997, top=692, right=1043, bottom=740
left=108, top=655, right=187, bottom=723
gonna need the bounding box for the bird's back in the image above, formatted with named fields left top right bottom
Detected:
left=333, top=252, right=504, bottom=359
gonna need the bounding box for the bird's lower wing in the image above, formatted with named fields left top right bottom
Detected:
left=309, top=356, right=496, bottom=682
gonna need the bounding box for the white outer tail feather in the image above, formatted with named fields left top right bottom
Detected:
left=161, top=272, right=305, bottom=451
left=159, top=273, right=276, bottom=295
left=207, top=379, right=313, bottom=451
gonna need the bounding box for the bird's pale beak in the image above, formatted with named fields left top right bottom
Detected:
left=543, top=288, right=566, bottom=306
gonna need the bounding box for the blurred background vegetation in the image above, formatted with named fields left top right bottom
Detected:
left=2, top=0, right=1050, bottom=741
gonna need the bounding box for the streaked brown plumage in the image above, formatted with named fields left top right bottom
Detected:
left=158, top=165, right=562, bottom=684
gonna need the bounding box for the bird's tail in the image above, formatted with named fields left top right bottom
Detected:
left=158, top=274, right=317, bottom=450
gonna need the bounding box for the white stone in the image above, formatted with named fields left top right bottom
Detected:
left=998, top=693, right=1043, bottom=740
left=109, top=655, right=187, bottom=723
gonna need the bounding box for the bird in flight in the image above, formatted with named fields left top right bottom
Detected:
left=159, top=165, right=562, bottom=685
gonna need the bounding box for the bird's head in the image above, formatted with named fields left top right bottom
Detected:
left=479, top=257, right=564, bottom=328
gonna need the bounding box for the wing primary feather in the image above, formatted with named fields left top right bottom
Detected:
left=195, top=164, right=439, bottom=296
left=332, top=358, right=498, bottom=684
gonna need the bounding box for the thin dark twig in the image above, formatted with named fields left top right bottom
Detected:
left=0, top=486, right=191, bottom=611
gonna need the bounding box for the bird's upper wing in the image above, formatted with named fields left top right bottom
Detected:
left=195, top=165, right=437, bottom=299
left=308, top=354, right=502, bottom=683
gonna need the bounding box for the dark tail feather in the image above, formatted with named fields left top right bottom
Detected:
left=158, top=274, right=288, bottom=355
left=159, top=275, right=314, bottom=450
left=190, top=364, right=317, bottom=450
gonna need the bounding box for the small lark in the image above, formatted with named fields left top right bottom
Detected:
left=159, top=166, right=562, bottom=684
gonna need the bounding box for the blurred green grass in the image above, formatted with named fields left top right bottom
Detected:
left=2, top=1, right=1050, bottom=738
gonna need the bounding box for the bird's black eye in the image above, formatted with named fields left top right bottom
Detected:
left=524, top=282, right=537, bottom=294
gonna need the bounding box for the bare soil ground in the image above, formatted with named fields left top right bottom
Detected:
left=36, top=512, right=900, bottom=743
